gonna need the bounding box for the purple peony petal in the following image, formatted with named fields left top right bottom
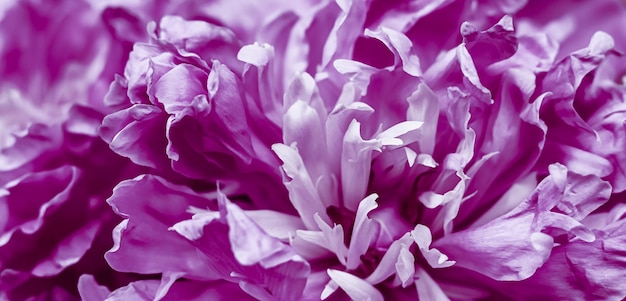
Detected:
left=325, top=269, right=384, bottom=301
left=411, top=224, right=455, bottom=269
left=100, top=104, right=170, bottom=170
left=273, top=143, right=332, bottom=229
left=105, top=175, right=216, bottom=278
left=78, top=274, right=111, bottom=301
left=0, top=166, right=79, bottom=246
left=170, top=189, right=310, bottom=300
left=4, top=0, right=626, bottom=299
left=435, top=163, right=610, bottom=281
left=414, top=267, right=450, bottom=301
left=31, top=220, right=101, bottom=277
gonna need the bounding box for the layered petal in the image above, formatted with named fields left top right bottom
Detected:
left=171, top=190, right=310, bottom=300
left=434, top=164, right=610, bottom=281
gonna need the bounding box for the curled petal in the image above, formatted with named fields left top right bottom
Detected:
left=346, top=194, right=380, bottom=269
left=78, top=274, right=110, bottom=301
left=365, top=27, right=422, bottom=76
left=365, top=232, right=414, bottom=285
left=411, top=224, right=455, bottom=268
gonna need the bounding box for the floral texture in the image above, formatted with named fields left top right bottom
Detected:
left=2, top=0, right=626, bottom=300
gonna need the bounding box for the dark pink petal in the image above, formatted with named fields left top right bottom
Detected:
left=502, top=204, right=626, bottom=300
left=99, top=104, right=170, bottom=170
left=31, top=220, right=100, bottom=277
left=0, top=124, right=62, bottom=185
left=0, top=166, right=79, bottom=246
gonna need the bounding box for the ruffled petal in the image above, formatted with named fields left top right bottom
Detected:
left=31, top=220, right=100, bottom=277
left=294, top=214, right=348, bottom=265
left=461, top=15, right=518, bottom=67
left=434, top=164, right=610, bottom=281
left=170, top=190, right=310, bottom=300
left=153, top=64, right=208, bottom=113
left=365, top=232, right=414, bottom=285
left=365, top=27, right=422, bottom=76
left=105, top=175, right=213, bottom=278
left=502, top=206, right=626, bottom=300
left=0, top=166, right=79, bottom=246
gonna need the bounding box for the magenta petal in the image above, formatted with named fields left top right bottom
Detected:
left=294, top=214, right=348, bottom=264
left=540, top=31, right=616, bottom=122
left=346, top=194, right=380, bottom=269
left=0, top=166, right=79, bottom=246
left=206, top=60, right=254, bottom=161
left=341, top=120, right=381, bottom=211
left=282, top=98, right=327, bottom=182
left=326, top=269, right=384, bottom=301
left=412, top=224, right=455, bottom=269
left=99, top=104, right=170, bottom=170
left=105, top=279, right=160, bottom=301
left=154, top=64, right=208, bottom=114
left=365, top=232, right=414, bottom=285
left=365, top=27, right=422, bottom=76
left=31, top=220, right=100, bottom=277
left=105, top=175, right=214, bottom=278
left=406, top=83, right=439, bottom=155
left=156, top=15, right=242, bottom=71
left=273, top=143, right=331, bottom=229
left=462, top=15, right=518, bottom=67
left=171, top=191, right=310, bottom=300
left=0, top=124, right=62, bottom=184
left=78, top=274, right=110, bottom=301
left=509, top=215, right=626, bottom=300
left=435, top=164, right=609, bottom=281
left=319, top=0, right=370, bottom=72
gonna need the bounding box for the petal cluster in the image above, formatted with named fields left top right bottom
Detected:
left=1, top=0, right=626, bottom=300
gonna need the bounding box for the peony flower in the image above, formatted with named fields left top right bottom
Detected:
left=2, top=0, right=626, bottom=300
left=87, top=0, right=626, bottom=300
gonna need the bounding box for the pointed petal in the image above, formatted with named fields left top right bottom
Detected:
left=341, top=120, right=381, bottom=210
left=272, top=143, right=331, bottom=229
left=415, top=268, right=450, bottom=301
left=327, top=269, right=384, bottom=301
left=346, top=194, right=380, bottom=269
left=365, top=27, right=422, bottom=76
